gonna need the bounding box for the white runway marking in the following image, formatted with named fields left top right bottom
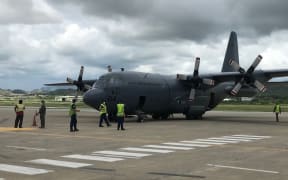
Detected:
left=143, top=145, right=193, bottom=150
left=163, top=142, right=210, bottom=147
left=224, top=136, right=263, bottom=140
left=93, top=151, right=151, bottom=158
left=207, top=164, right=279, bottom=174
left=207, top=138, right=241, bottom=143
left=199, top=139, right=240, bottom=143
left=232, top=135, right=271, bottom=138
left=62, top=154, right=124, bottom=162
left=27, top=159, right=92, bottom=168
left=120, top=147, right=174, bottom=153
left=0, top=164, right=52, bottom=175
left=182, top=141, right=226, bottom=145
left=6, top=145, right=47, bottom=151
left=214, top=137, right=252, bottom=142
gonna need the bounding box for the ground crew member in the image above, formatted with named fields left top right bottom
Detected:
left=273, top=103, right=281, bottom=122
left=116, top=102, right=125, bottom=130
left=38, top=100, right=46, bottom=128
left=99, top=101, right=111, bottom=127
left=14, top=99, right=25, bottom=128
left=69, top=99, right=80, bottom=132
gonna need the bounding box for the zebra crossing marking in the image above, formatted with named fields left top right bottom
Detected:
left=232, top=135, right=271, bottom=138
left=27, top=159, right=92, bottom=168
left=92, top=151, right=151, bottom=158
left=120, top=147, right=174, bottom=153
left=143, top=145, right=194, bottom=150
left=181, top=141, right=226, bottom=145
left=0, top=163, right=52, bottom=175
left=62, top=154, right=124, bottom=162
left=163, top=142, right=210, bottom=147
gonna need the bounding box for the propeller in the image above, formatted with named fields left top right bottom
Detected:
left=66, top=66, right=91, bottom=100
left=177, top=57, right=215, bottom=101
left=229, top=55, right=266, bottom=96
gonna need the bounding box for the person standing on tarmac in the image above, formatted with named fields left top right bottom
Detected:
left=14, top=99, right=25, bottom=128
left=69, top=99, right=80, bottom=132
left=98, top=101, right=111, bottom=127
left=273, top=102, right=281, bottom=122
left=38, top=100, right=46, bottom=128
left=116, top=101, right=125, bottom=131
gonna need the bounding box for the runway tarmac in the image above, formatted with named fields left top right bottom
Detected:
left=0, top=107, right=288, bottom=180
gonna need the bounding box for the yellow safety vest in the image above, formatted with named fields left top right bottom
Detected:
left=117, top=104, right=125, bottom=117
left=15, top=104, right=25, bottom=112
left=275, top=104, right=281, bottom=113
left=99, top=103, right=107, bottom=115
left=69, top=103, right=76, bottom=116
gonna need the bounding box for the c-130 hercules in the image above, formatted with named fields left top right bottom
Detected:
left=46, top=31, right=288, bottom=120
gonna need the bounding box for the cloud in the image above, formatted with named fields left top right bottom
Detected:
left=0, top=0, right=61, bottom=24
left=1, top=0, right=288, bottom=90
left=49, top=0, right=288, bottom=41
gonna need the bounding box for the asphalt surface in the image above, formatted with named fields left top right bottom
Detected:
left=0, top=107, right=288, bottom=180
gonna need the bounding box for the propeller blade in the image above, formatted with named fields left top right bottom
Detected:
left=247, top=55, right=262, bottom=73
left=78, top=66, right=84, bottom=81
left=188, top=88, right=196, bottom=101
left=254, top=80, right=267, bottom=92
left=202, top=78, right=215, bottom=86
left=229, top=59, right=245, bottom=73
left=193, top=57, right=200, bottom=76
left=231, top=82, right=242, bottom=96
left=176, top=74, right=188, bottom=80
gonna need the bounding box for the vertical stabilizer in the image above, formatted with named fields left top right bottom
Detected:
left=221, top=31, right=239, bottom=72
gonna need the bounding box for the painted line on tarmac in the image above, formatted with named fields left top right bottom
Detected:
left=120, top=147, right=174, bottom=153
left=27, top=159, right=92, bottom=168
left=232, top=135, right=271, bottom=138
left=206, top=138, right=241, bottom=143
left=0, top=127, right=36, bottom=132
left=93, top=151, right=151, bottom=158
left=6, top=145, right=48, bottom=151
left=163, top=142, right=210, bottom=147
left=62, top=154, right=124, bottom=162
left=0, top=163, right=53, bottom=175
left=180, top=141, right=226, bottom=145
left=143, top=145, right=193, bottom=150
left=207, top=164, right=279, bottom=174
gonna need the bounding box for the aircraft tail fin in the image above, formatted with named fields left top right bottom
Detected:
left=221, top=31, right=239, bottom=72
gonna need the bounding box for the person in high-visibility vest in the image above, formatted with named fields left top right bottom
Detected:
left=14, top=99, right=25, bottom=128
left=98, top=101, right=111, bottom=127
left=116, top=102, right=125, bottom=130
left=69, top=99, right=80, bottom=132
left=273, top=103, right=281, bottom=122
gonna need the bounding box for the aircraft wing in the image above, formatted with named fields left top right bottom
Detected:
left=45, top=80, right=96, bottom=87
left=44, top=82, right=72, bottom=86
left=203, top=69, right=288, bottom=83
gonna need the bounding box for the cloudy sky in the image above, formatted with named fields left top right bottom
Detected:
left=1, top=0, right=288, bottom=90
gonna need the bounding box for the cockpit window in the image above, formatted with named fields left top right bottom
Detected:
left=92, top=76, right=106, bottom=88
left=92, top=75, right=122, bottom=88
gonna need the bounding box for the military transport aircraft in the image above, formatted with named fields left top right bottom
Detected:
left=46, top=31, right=288, bottom=120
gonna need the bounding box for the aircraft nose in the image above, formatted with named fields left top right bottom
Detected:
left=83, top=88, right=104, bottom=109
